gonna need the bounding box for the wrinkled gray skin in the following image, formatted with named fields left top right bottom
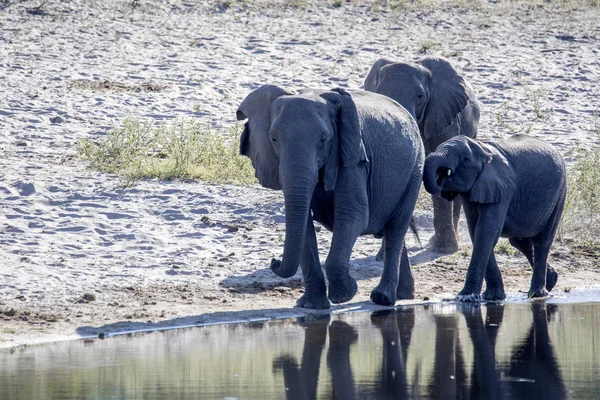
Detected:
left=423, top=135, right=565, bottom=301
left=365, top=57, right=480, bottom=254
left=237, top=85, right=424, bottom=308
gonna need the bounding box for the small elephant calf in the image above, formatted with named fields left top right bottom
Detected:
left=423, top=135, right=566, bottom=301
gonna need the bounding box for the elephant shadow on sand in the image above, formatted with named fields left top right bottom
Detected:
left=220, top=245, right=438, bottom=295
left=271, top=303, right=567, bottom=399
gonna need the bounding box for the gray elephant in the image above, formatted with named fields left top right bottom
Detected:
left=364, top=56, right=480, bottom=254
left=423, top=135, right=566, bottom=301
left=237, top=85, right=424, bottom=308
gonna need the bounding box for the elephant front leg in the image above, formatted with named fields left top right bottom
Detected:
left=325, top=224, right=359, bottom=304
left=429, top=195, right=460, bottom=254
left=296, top=217, right=330, bottom=309
left=481, top=253, right=506, bottom=301
left=458, top=206, right=506, bottom=302
left=324, top=182, right=367, bottom=304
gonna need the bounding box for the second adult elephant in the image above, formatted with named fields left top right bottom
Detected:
left=365, top=56, right=480, bottom=254
left=237, top=86, right=424, bottom=308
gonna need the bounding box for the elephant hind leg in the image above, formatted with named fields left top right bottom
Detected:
left=396, top=244, right=415, bottom=300
left=509, top=237, right=534, bottom=265
left=529, top=204, right=564, bottom=297
left=374, top=240, right=415, bottom=298
left=371, top=225, right=407, bottom=306
left=375, top=239, right=385, bottom=262
left=429, top=195, right=459, bottom=254
left=371, top=176, right=420, bottom=306
left=509, top=236, right=558, bottom=293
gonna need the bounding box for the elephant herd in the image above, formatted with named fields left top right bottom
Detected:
left=236, top=56, right=567, bottom=308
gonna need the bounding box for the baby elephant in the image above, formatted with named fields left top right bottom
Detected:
left=423, top=135, right=566, bottom=301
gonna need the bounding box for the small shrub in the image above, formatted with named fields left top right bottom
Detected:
left=459, top=245, right=472, bottom=257
left=525, top=86, right=552, bottom=121
left=419, top=40, right=438, bottom=54
left=495, top=239, right=517, bottom=256
left=77, top=118, right=256, bottom=186
left=560, top=110, right=600, bottom=246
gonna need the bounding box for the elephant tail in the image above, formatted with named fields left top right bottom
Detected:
left=409, top=217, right=422, bottom=248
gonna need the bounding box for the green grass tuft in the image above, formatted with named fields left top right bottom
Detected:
left=77, top=118, right=256, bottom=187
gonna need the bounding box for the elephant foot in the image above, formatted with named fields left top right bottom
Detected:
left=528, top=287, right=549, bottom=299
left=375, top=245, right=384, bottom=262
left=272, top=354, right=298, bottom=372
left=295, top=291, right=331, bottom=309
left=328, top=321, right=358, bottom=346
left=482, top=286, right=506, bottom=301
left=369, top=309, right=396, bottom=329
left=427, top=234, right=459, bottom=254
left=327, top=275, right=358, bottom=304
left=371, top=283, right=397, bottom=306
left=396, top=282, right=415, bottom=300
left=456, top=291, right=482, bottom=303
left=546, top=265, right=558, bottom=292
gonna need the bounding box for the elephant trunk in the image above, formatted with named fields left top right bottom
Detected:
left=423, top=152, right=451, bottom=195
left=270, top=160, right=318, bottom=279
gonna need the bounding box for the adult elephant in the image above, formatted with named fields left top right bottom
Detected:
left=237, top=85, right=424, bottom=308
left=364, top=56, right=480, bottom=254
left=423, top=135, right=566, bottom=301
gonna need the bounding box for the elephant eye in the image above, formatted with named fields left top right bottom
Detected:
left=463, top=157, right=470, bottom=163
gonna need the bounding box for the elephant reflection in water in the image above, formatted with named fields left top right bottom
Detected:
left=273, top=303, right=566, bottom=399
left=458, top=304, right=505, bottom=399
left=272, top=315, right=358, bottom=400
left=273, top=307, right=415, bottom=400
left=441, top=302, right=567, bottom=400
left=368, top=308, right=416, bottom=399
left=504, top=303, right=567, bottom=399
left=272, top=314, right=330, bottom=400
left=429, top=306, right=469, bottom=399
left=273, top=309, right=416, bottom=400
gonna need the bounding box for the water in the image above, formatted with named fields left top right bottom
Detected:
left=1, top=300, right=600, bottom=400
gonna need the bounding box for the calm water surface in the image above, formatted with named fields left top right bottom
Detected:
left=1, top=301, right=600, bottom=399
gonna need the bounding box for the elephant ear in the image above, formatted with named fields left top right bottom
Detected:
left=320, top=88, right=368, bottom=191
left=468, top=143, right=517, bottom=204
left=363, top=59, right=394, bottom=91
left=237, top=84, right=292, bottom=190
left=419, top=57, right=471, bottom=140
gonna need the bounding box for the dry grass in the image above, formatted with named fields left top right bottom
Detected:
left=77, top=118, right=256, bottom=187
left=560, top=110, right=600, bottom=247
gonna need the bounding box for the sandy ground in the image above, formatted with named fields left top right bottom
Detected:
left=1, top=0, right=600, bottom=348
